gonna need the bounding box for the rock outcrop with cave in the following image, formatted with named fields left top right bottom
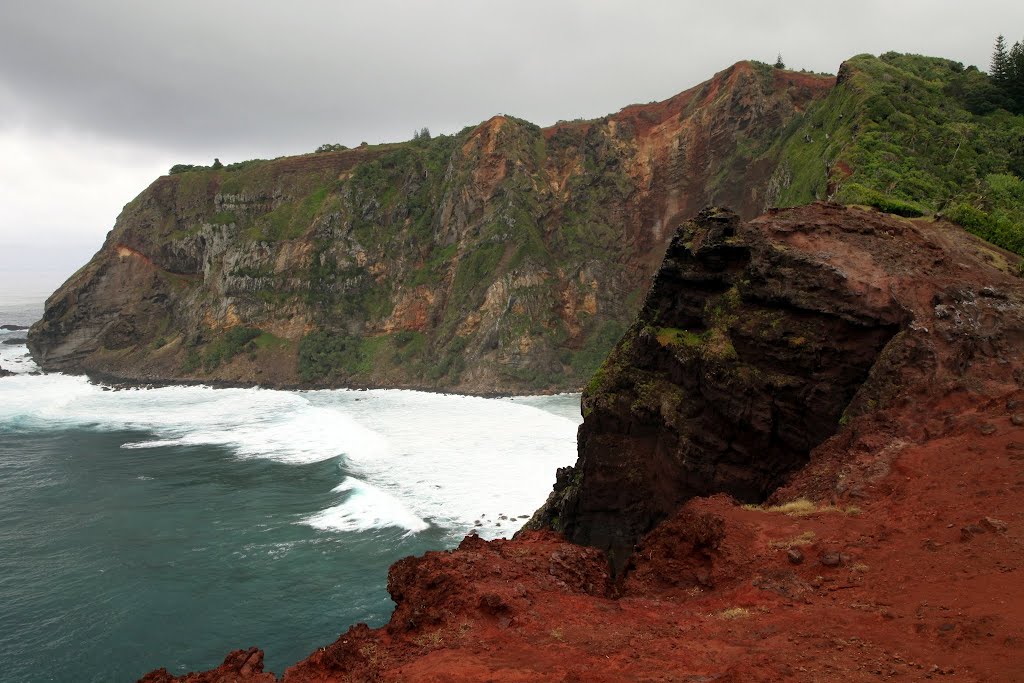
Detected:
left=141, top=202, right=1024, bottom=682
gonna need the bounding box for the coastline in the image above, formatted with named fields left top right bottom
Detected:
left=75, top=366, right=583, bottom=399
left=1, top=349, right=583, bottom=681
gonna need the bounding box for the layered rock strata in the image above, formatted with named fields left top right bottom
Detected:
left=528, top=203, right=1024, bottom=565
left=29, top=63, right=832, bottom=393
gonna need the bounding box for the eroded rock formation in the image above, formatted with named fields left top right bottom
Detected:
left=527, top=203, right=1024, bottom=566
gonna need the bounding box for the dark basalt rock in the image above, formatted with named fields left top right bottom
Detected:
left=524, top=203, right=1024, bottom=572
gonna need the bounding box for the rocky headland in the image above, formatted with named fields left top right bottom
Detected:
left=28, top=62, right=833, bottom=394
left=30, top=52, right=1024, bottom=394
left=141, top=203, right=1024, bottom=682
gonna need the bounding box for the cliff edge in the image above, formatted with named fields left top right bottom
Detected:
left=142, top=203, right=1024, bottom=682
left=526, top=202, right=1024, bottom=567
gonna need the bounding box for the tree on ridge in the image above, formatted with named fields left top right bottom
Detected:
left=992, top=35, right=1010, bottom=83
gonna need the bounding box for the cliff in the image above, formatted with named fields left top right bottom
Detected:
left=28, top=62, right=833, bottom=393
left=28, top=54, right=1024, bottom=393
left=525, top=202, right=1023, bottom=566
left=141, top=203, right=1024, bottom=682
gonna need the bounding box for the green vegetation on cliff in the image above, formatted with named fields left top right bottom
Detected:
left=772, top=52, right=1024, bottom=255
left=182, top=327, right=263, bottom=372
left=31, top=51, right=1024, bottom=392
left=145, top=115, right=652, bottom=391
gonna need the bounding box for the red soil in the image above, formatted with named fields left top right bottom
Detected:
left=142, top=398, right=1024, bottom=682
left=141, top=205, right=1024, bottom=682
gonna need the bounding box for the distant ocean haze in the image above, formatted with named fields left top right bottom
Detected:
left=0, top=300, right=42, bottom=331
left=0, top=301, right=581, bottom=681
left=0, top=241, right=96, bottom=309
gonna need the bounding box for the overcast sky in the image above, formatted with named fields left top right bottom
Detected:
left=1, top=0, right=1021, bottom=299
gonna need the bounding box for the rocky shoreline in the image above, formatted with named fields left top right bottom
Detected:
left=75, top=368, right=572, bottom=399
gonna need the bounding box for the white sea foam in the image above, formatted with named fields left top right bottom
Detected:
left=1, top=374, right=385, bottom=464
left=304, top=478, right=430, bottom=534
left=300, top=390, right=580, bottom=538
left=0, top=368, right=581, bottom=539
left=117, top=398, right=388, bottom=465
left=0, top=341, right=38, bottom=375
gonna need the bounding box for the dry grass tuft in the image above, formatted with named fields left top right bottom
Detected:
left=413, top=628, right=448, bottom=649
left=752, top=499, right=863, bottom=517
left=718, top=607, right=751, bottom=620
left=769, top=530, right=817, bottom=549
left=765, top=499, right=819, bottom=516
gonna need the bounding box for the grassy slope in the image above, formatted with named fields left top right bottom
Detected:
left=773, top=52, right=1024, bottom=256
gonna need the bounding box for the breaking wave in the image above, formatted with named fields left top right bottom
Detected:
left=0, top=356, right=580, bottom=539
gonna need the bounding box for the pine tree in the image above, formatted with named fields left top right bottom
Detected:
left=774, top=53, right=785, bottom=70
left=1009, top=40, right=1024, bottom=113
left=992, top=35, right=1010, bottom=83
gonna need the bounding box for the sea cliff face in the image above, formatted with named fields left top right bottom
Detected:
left=28, top=52, right=1024, bottom=392
left=141, top=203, right=1024, bottom=682
left=28, top=62, right=833, bottom=393
left=526, top=203, right=1024, bottom=565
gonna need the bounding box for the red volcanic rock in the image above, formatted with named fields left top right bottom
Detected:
left=139, top=648, right=274, bottom=683
left=621, top=495, right=757, bottom=596
left=529, top=203, right=1024, bottom=570
left=143, top=203, right=1024, bottom=682
left=384, top=531, right=609, bottom=635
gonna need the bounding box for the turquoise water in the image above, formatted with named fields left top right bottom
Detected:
left=0, top=302, right=581, bottom=681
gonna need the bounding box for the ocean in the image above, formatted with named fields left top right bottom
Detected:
left=0, top=300, right=581, bottom=681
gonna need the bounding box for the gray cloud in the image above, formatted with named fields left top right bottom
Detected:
left=3, top=0, right=1020, bottom=160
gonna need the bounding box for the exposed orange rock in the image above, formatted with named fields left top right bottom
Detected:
left=381, top=287, right=436, bottom=333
